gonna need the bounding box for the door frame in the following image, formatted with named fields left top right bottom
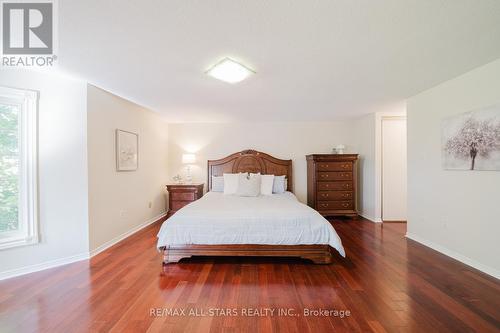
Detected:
left=380, top=115, right=407, bottom=222
left=374, top=111, right=407, bottom=223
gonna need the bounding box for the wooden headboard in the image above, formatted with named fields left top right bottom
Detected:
left=207, top=150, right=293, bottom=193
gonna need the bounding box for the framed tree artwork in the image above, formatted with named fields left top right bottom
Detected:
left=116, top=129, right=138, bottom=171
left=442, top=105, right=500, bottom=171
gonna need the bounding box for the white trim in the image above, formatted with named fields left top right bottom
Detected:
left=358, top=212, right=382, bottom=223
left=406, top=232, right=500, bottom=280
left=0, top=235, right=39, bottom=250
left=0, top=252, right=89, bottom=281
left=0, top=212, right=167, bottom=281
left=89, top=212, right=167, bottom=257
left=0, top=86, right=39, bottom=250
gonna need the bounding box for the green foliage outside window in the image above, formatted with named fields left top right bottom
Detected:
left=0, top=103, right=19, bottom=232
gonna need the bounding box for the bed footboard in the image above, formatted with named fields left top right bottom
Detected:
left=162, top=244, right=333, bottom=264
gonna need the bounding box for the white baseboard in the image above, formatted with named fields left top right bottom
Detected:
left=0, top=252, right=90, bottom=281
left=406, top=232, right=500, bottom=280
left=89, top=211, right=167, bottom=257
left=359, top=212, right=382, bottom=223
left=0, top=212, right=167, bottom=281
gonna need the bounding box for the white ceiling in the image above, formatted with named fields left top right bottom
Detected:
left=59, top=0, right=500, bottom=122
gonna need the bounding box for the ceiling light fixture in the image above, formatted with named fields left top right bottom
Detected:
left=206, top=58, right=255, bottom=84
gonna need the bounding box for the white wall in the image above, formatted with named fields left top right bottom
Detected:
left=87, top=85, right=169, bottom=253
left=353, top=113, right=377, bottom=221
left=352, top=107, right=407, bottom=223
left=0, top=69, right=89, bottom=279
left=167, top=122, right=355, bottom=203
left=407, top=59, right=500, bottom=278
left=381, top=118, right=407, bottom=221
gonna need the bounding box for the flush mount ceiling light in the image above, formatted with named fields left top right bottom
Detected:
left=206, top=58, right=255, bottom=84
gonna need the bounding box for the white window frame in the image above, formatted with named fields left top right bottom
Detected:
left=0, top=86, right=39, bottom=250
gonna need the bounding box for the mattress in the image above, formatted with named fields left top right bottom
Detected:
left=157, top=191, right=345, bottom=257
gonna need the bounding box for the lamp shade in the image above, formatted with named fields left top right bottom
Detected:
left=182, top=153, right=196, bottom=164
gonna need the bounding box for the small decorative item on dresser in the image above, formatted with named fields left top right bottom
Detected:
left=306, top=154, right=358, bottom=218
left=166, top=183, right=204, bottom=217
left=335, top=144, right=346, bottom=154
left=172, top=174, right=183, bottom=184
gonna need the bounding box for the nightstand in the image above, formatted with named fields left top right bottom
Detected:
left=166, top=183, right=204, bottom=217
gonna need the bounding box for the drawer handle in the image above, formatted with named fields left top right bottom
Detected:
left=321, top=193, right=329, bottom=198
left=342, top=203, right=349, bottom=208
left=321, top=174, right=329, bottom=178
left=320, top=204, right=328, bottom=208
left=325, top=184, right=330, bottom=188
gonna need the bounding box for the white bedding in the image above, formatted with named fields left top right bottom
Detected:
left=157, top=191, right=345, bottom=257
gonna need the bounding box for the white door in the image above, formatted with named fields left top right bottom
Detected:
left=382, top=118, right=407, bottom=221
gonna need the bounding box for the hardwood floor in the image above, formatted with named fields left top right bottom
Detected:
left=0, top=218, right=498, bottom=332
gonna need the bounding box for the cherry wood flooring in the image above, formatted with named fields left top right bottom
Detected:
left=0, top=219, right=499, bottom=333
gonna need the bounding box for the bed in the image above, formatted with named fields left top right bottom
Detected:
left=157, top=150, right=345, bottom=264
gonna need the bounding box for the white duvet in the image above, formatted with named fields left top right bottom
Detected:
left=157, top=191, right=345, bottom=257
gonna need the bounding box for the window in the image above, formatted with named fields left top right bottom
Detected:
left=0, top=86, right=38, bottom=250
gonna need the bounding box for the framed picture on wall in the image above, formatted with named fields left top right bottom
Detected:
left=441, top=104, right=500, bottom=171
left=116, top=129, right=138, bottom=171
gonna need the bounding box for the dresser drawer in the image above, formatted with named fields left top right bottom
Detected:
left=317, top=201, right=353, bottom=211
left=171, top=201, right=191, bottom=211
left=317, top=181, right=353, bottom=191
left=171, top=192, right=195, bottom=201
left=317, top=191, right=353, bottom=201
left=317, top=171, right=352, bottom=181
left=316, top=162, right=352, bottom=171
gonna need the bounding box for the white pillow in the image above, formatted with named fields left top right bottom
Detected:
left=211, top=176, right=224, bottom=192
left=272, top=175, right=287, bottom=194
left=223, top=173, right=240, bottom=195
left=236, top=173, right=261, bottom=197
left=260, top=175, right=274, bottom=195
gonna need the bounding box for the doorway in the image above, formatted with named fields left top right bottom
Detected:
left=381, top=117, right=407, bottom=222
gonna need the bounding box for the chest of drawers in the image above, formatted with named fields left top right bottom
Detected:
left=306, top=154, right=358, bottom=218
